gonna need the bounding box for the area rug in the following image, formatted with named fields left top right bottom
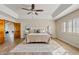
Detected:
left=10, top=40, right=68, bottom=55
left=11, top=44, right=59, bottom=52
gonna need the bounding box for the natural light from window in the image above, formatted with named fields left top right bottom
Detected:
left=62, top=17, right=79, bottom=33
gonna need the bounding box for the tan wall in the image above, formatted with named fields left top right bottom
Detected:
left=55, top=9, right=79, bottom=48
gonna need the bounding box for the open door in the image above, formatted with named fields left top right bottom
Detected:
left=14, top=23, right=21, bottom=39
left=0, top=19, right=5, bottom=44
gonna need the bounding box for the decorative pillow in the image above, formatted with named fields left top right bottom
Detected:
left=33, top=29, right=40, bottom=33
left=36, top=29, right=40, bottom=33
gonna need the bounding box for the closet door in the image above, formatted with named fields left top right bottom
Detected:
left=14, top=23, right=21, bottom=39
left=0, top=19, right=5, bottom=44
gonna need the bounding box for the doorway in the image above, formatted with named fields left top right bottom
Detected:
left=5, top=21, right=15, bottom=43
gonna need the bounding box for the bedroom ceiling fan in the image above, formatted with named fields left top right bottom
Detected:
left=22, top=4, right=44, bottom=15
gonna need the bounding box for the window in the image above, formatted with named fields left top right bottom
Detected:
left=62, top=17, right=79, bottom=33
left=73, top=19, right=76, bottom=32
left=67, top=20, right=72, bottom=32
left=63, top=22, right=66, bottom=32
left=76, top=18, right=79, bottom=33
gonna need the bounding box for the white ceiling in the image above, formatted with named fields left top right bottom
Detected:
left=0, top=4, right=79, bottom=20
left=53, top=4, right=79, bottom=20
left=0, top=4, right=18, bottom=18
left=5, top=4, right=60, bottom=20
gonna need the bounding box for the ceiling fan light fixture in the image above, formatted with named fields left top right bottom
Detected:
left=22, top=4, right=44, bottom=15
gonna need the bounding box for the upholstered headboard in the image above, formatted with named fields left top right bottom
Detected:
left=30, top=26, right=47, bottom=33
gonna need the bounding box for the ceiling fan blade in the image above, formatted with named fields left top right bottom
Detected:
left=27, top=12, right=32, bottom=15
left=22, top=8, right=30, bottom=11
left=35, top=12, right=38, bottom=15
left=31, top=4, right=35, bottom=10
left=36, top=10, right=43, bottom=12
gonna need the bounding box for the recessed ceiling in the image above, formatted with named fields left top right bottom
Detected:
left=2, top=4, right=77, bottom=20
left=5, top=4, right=60, bottom=20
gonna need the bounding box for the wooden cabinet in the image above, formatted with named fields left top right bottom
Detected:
left=14, top=23, right=21, bottom=39
left=0, top=19, right=5, bottom=44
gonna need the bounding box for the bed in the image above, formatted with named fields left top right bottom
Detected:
left=26, top=33, right=50, bottom=43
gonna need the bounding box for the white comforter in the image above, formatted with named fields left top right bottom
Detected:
left=26, top=33, right=50, bottom=43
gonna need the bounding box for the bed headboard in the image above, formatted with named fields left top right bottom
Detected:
left=30, top=26, right=47, bottom=33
